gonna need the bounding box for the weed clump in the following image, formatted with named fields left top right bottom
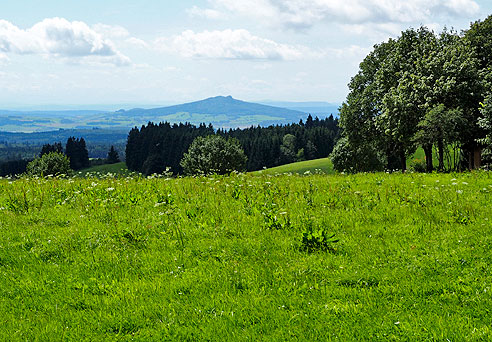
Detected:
left=300, top=220, right=339, bottom=253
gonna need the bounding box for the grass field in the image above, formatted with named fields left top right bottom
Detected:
left=254, top=157, right=334, bottom=175
left=1, top=172, right=492, bottom=340
left=78, top=162, right=130, bottom=177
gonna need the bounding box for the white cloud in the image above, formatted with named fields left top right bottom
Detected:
left=187, top=6, right=224, bottom=20
left=155, top=29, right=304, bottom=60
left=201, top=0, right=481, bottom=29
left=125, top=37, right=149, bottom=49
left=0, top=18, right=130, bottom=66
left=441, top=0, right=480, bottom=17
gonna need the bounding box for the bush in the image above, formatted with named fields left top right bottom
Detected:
left=26, top=152, right=72, bottom=177
left=409, top=159, right=426, bottom=172
left=181, top=135, right=248, bottom=175
left=330, top=137, right=385, bottom=173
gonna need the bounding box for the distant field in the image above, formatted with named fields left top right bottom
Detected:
left=78, top=162, right=129, bottom=177
left=1, top=172, right=491, bottom=340
left=254, top=157, right=334, bottom=175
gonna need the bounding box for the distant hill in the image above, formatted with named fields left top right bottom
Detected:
left=259, top=101, right=340, bottom=117
left=0, top=96, right=335, bottom=133
left=116, top=96, right=307, bottom=128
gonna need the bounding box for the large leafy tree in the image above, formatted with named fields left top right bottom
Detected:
left=180, top=135, right=247, bottom=175
left=413, top=31, right=481, bottom=171
left=335, top=39, right=397, bottom=172
left=334, top=26, right=482, bottom=173
left=465, top=15, right=492, bottom=165
left=376, top=27, right=438, bottom=172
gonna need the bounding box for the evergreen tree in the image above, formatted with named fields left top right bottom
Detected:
left=106, top=145, right=120, bottom=164
left=40, top=142, right=63, bottom=157
left=65, top=137, right=90, bottom=170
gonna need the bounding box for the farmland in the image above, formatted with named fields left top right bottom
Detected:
left=1, top=172, right=491, bottom=340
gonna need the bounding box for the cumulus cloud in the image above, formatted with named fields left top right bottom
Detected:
left=155, top=29, right=304, bottom=60
left=0, top=18, right=130, bottom=65
left=199, top=0, right=480, bottom=29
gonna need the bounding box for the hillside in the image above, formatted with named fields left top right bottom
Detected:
left=254, top=157, right=334, bottom=175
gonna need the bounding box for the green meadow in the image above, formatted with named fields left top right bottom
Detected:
left=1, top=172, right=491, bottom=340
left=78, top=162, right=130, bottom=177
left=254, top=157, right=334, bottom=175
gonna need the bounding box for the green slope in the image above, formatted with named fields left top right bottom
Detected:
left=254, top=157, right=334, bottom=175
left=78, top=162, right=130, bottom=177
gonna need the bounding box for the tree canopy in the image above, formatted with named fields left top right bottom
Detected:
left=26, top=152, right=71, bottom=177
left=333, top=21, right=488, bottom=173
left=180, top=135, right=247, bottom=175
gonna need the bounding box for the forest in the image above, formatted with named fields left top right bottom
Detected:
left=125, top=114, right=339, bottom=175
left=331, top=15, right=492, bottom=173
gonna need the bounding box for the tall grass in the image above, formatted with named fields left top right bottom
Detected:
left=0, top=172, right=491, bottom=340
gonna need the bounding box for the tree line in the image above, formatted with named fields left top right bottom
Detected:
left=125, top=114, right=339, bottom=175
left=0, top=137, right=121, bottom=177
left=332, top=15, right=492, bottom=173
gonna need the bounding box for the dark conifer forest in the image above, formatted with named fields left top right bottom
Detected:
left=125, top=114, right=339, bottom=175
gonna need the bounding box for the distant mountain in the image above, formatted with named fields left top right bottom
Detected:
left=116, top=96, right=307, bottom=127
left=0, top=96, right=330, bottom=133
left=259, top=101, right=340, bottom=117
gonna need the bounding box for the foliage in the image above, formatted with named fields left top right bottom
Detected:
left=300, top=220, right=339, bottom=253
left=106, top=145, right=120, bottom=164
left=330, top=137, right=384, bottom=173
left=39, top=142, right=63, bottom=157
left=0, top=159, right=31, bottom=177
left=1, top=172, right=491, bottom=340
left=65, top=137, right=90, bottom=170
left=336, top=25, right=484, bottom=173
left=125, top=115, right=339, bottom=174
left=142, top=153, right=169, bottom=176
left=180, top=135, right=247, bottom=175
left=25, top=152, right=71, bottom=177
left=279, top=134, right=298, bottom=164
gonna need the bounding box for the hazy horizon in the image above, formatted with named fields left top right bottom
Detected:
left=1, top=1, right=491, bottom=107
left=0, top=98, right=340, bottom=112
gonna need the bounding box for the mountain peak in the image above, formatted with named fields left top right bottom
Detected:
left=210, top=95, right=234, bottom=101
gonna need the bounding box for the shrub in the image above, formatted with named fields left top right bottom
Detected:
left=410, top=158, right=426, bottom=172
left=330, top=137, right=385, bottom=173
left=180, top=135, right=247, bottom=175
left=26, top=152, right=72, bottom=177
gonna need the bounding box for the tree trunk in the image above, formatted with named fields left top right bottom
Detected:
left=438, top=138, right=444, bottom=171
left=400, top=147, right=406, bottom=173
left=423, top=144, right=433, bottom=173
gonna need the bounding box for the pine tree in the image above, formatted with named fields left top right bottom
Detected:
left=107, top=146, right=120, bottom=164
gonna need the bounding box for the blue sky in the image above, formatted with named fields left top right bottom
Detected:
left=1, top=0, right=492, bottom=109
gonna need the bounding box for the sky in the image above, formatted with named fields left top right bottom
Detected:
left=1, top=0, right=492, bottom=109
